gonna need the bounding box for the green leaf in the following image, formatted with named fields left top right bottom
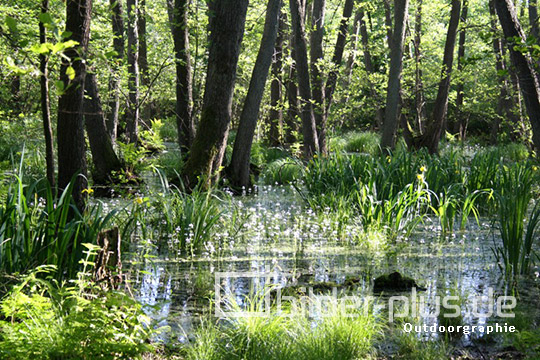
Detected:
left=39, top=12, right=53, bottom=25
left=61, top=31, right=73, bottom=39
left=66, top=66, right=75, bottom=80
left=54, top=80, right=65, bottom=94
left=30, top=43, right=53, bottom=55
left=5, top=16, right=17, bottom=33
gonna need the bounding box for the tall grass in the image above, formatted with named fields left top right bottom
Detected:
left=494, top=163, right=539, bottom=277
left=0, top=174, right=115, bottom=279
left=127, top=171, right=224, bottom=255
left=182, top=290, right=381, bottom=360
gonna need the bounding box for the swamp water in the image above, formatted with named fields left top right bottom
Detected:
left=125, top=185, right=540, bottom=350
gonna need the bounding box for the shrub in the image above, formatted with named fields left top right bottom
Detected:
left=0, top=265, right=154, bottom=359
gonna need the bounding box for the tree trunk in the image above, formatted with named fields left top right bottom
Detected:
left=415, top=0, right=461, bottom=153
left=107, top=0, right=124, bottom=142
left=57, top=0, right=92, bottom=211
left=126, top=0, right=140, bottom=144
left=285, top=25, right=299, bottom=144
left=530, top=0, right=539, bottom=41
left=343, top=9, right=361, bottom=99
left=310, top=0, right=326, bottom=154
left=182, top=0, right=249, bottom=188
left=229, top=0, right=282, bottom=189
left=84, top=72, right=124, bottom=186
left=40, top=0, right=55, bottom=188
left=269, top=10, right=286, bottom=146
left=323, top=0, right=354, bottom=134
left=359, top=9, right=385, bottom=128
left=495, top=0, right=540, bottom=152
left=489, top=0, right=520, bottom=143
left=413, top=0, right=426, bottom=134
left=454, top=0, right=468, bottom=138
left=381, top=0, right=409, bottom=150
left=168, top=0, right=195, bottom=152
left=138, top=0, right=149, bottom=86
left=290, top=0, right=319, bottom=157
left=383, top=0, right=394, bottom=46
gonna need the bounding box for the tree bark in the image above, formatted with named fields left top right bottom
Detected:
left=489, top=0, right=520, bottom=143
left=84, top=72, right=124, bottom=186
left=359, top=9, right=385, bottom=128
left=168, top=0, right=195, bottom=152
left=413, top=0, right=426, bottom=134
left=323, top=0, right=354, bottom=139
left=182, top=0, right=249, bottom=188
left=530, top=0, right=539, bottom=41
left=343, top=8, right=361, bottom=99
left=269, top=10, right=286, bottom=146
left=57, top=0, right=92, bottom=211
left=138, top=0, right=149, bottom=86
left=290, top=0, right=319, bottom=157
left=454, top=0, right=468, bottom=138
left=40, top=0, right=55, bottom=188
left=310, top=0, right=326, bottom=154
left=107, top=0, right=125, bottom=142
left=495, top=0, right=540, bottom=152
left=381, top=0, right=409, bottom=150
left=126, top=0, right=140, bottom=144
left=229, top=0, right=282, bottom=189
left=415, top=0, right=461, bottom=153
left=285, top=24, right=299, bottom=144
left=383, top=0, right=394, bottom=46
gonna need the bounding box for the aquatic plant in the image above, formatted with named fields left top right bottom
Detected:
left=493, top=163, right=538, bottom=278
left=0, top=174, right=115, bottom=279
left=182, top=290, right=381, bottom=360
left=263, top=158, right=304, bottom=185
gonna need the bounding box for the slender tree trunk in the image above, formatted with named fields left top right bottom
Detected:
left=489, top=0, right=521, bottom=142
left=107, top=0, right=124, bottom=142
left=381, top=0, right=409, bottom=150
left=269, top=10, right=286, bottom=146
left=413, top=0, right=425, bottom=134
left=323, top=0, right=354, bottom=134
left=229, top=0, right=282, bottom=189
left=168, top=0, right=194, bottom=152
left=84, top=72, right=124, bottom=186
left=285, top=25, right=299, bottom=144
left=182, top=0, right=249, bottom=188
left=530, top=0, right=539, bottom=40
left=310, top=0, right=326, bottom=154
left=343, top=9, right=361, bottom=98
left=383, top=0, right=394, bottom=46
left=495, top=0, right=540, bottom=152
left=126, top=0, right=140, bottom=144
left=290, top=0, right=319, bottom=157
left=57, top=0, right=92, bottom=211
left=416, top=0, right=461, bottom=153
left=454, top=0, right=468, bottom=138
left=359, top=9, right=385, bottom=128
left=138, top=0, right=149, bottom=86
left=40, top=0, right=55, bottom=188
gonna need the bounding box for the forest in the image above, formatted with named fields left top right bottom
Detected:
left=0, top=0, right=540, bottom=358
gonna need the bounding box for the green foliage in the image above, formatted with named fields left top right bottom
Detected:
left=181, top=292, right=381, bottom=360
left=343, top=132, right=381, bottom=155
left=126, top=175, right=224, bottom=255
left=0, top=265, right=154, bottom=359
left=494, top=163, right=539, bottom=278
left=0, top=172, right=115, bottom=279
left=263, top=158, right=304, bottom=185
left=116, top=141, right=151, bottom=179
left=140, top=119, right=166, bottom=152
